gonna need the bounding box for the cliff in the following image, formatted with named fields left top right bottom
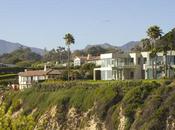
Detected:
left=0, top=80, right=175, bottom=130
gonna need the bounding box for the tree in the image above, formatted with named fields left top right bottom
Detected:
left=43, top=47, right=68, bottom=63
left=0, top=48, right=42, bottom=65
left=72, top=50, right=86, bottom=57
left=166, top=29, right=175, bottom=78
left=81, top=63, right=96, bottom=79
left=147, top=25, right=162, bottom=49
left=86, top=46, right=106, bottom=56
left=140, top=38, right=151, bottom=51
left=147, top=25, right=163, bottom=79
left=131, top=45, right=142, bottom=52
left=64, top=33, right=75, bottom=81
left=57, top=46, right=66, bottom=63
left=157, top=29, right=175, bottom=78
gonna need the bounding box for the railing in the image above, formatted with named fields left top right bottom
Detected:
left=116, top=64, right=137, bottom=69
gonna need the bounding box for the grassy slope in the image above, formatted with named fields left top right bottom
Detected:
left=1, top=80, right=175, bottom=130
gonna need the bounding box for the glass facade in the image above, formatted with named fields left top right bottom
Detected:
left=101, top=58, right=112, bottom=67
left=96, top=52, right=175, bottom=80
left=101, top=70, right=113, bottom=80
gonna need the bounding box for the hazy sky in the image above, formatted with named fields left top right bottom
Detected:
left=0, top=0, right=175, bottom=50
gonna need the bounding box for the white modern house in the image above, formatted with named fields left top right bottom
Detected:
left=93, top=51, right=175, bottom=80
left=93, top=53, right=142, bottom=80
left=142, top=51, right=175, bottom=79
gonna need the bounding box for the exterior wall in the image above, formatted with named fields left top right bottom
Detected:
left=96, top=60, right=102, bottom=66
left=74, top=57, right=81, bottom=66
left=94, top=51, right=175, bottom=80
left=19, top=75, right=48, bottom=89
left=87, top=60, right=102, bottom=66
left=100, top=53, right=113, bottom=59
left=99, top=53, right=113, bottom=80
left=129, top=53, right=143, bottom=79
left=129, top=53, right=137, bottom=65
left=141, top=52, right=151, bottom=79
left=141, top=51, right=175, bottom=79
left=100, top=53, right=114, bottom=68
left=94, top=52, right=145, bottom=80
left=101, top=68, right=113, bottom=80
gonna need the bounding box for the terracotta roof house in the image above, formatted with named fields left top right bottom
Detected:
left=74, top=54, right=101, bottom=66
left=18, top=65, right=62, bottom=89
left=73, top=56, right=87, bottom=66
left=87, top=55, right=101, bottom=66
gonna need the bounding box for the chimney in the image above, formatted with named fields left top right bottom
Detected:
left=44, top=64, right=47, bottom=71
left=87, top=54, right=91, bottom=60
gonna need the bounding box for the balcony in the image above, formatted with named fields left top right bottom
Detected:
left=115, top=63, right=137, bottom=69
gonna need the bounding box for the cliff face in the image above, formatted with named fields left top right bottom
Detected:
left=0, top=80, right=175, bottom=130
left=34, top=106, right=106, bottom=130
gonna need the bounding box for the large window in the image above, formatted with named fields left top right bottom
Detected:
left=130, top=58, right=134, bottom=64
left=22, top=77, right=27, bottom=82
left=117, top=58, right=125, bottom=66
left=101, top=58, right=112, bottom=67
left=100, top=70, right=112, bottom=80
left=130, top=71, right=134, bottom=79
left=143, top=58, right=147, bottom=64
left=166, top=55, right=175, bottom=65
left=138, top=57, right=141, bottom=65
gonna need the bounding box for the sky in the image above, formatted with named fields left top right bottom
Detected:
left=0, top=0, right=175, bottom=50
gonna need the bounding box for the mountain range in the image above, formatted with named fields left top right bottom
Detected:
left=84, top=41, right=139, bottom=52
left=0, top=39, right=139, bottom=55
left=0, top=39, right=44, bottom=55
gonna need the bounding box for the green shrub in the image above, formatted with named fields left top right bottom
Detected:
left=1, top=80, right=175, bottom=130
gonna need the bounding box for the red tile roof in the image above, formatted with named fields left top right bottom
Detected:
left=18, top=69, right=62, bottom=77
left=87, top=56, right=100, bottom=61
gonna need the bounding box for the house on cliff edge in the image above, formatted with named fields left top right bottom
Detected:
left=18, top=65, right=62, bottom=89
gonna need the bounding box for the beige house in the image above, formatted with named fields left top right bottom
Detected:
left=87, top=55, right=101, bottom=66
left=18, top=66, right=62, bottom=89
left=74, top=56, right=87, bottom=66
left=74, top=54, right=101, bottom=66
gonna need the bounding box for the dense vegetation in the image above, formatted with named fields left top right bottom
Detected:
left=131, top=28, right=175, bottom=52
left=73, top=45, right=123, bottom=57
left=0, top=48, right=42, bottom=66
left=0, top=80, right=175, bottom=130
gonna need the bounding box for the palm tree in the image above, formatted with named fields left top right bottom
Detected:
left=141, top=38, right=151, bottom=51
left=131, top=44, right=142, bottom=52
left=156, top=38, right=169, bottom=78
left=149, top=48, right=158, bottom=79
left=147, top=25, right=162, bottom=48
left=147, top=25, right=162, bottom=79
left=64, top=33, right=75, bottom=81
left=165, top=29, right=175, bottom=78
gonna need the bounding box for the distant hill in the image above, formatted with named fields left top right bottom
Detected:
left=0, top=39, right=44, bottom=55
left=119, top=41, right=139, bottom=52
left=0, top=39, right=139, bottom=56
left=84, top=41, right=139, bottom=52
left=84, top=43, right=118, bottom=51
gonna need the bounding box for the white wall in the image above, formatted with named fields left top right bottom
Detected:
left=74, top=57, right=81, bottom=66
left=100, top=53, right=113, bottom=59
left=18, top=75, right=48, bottom=89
